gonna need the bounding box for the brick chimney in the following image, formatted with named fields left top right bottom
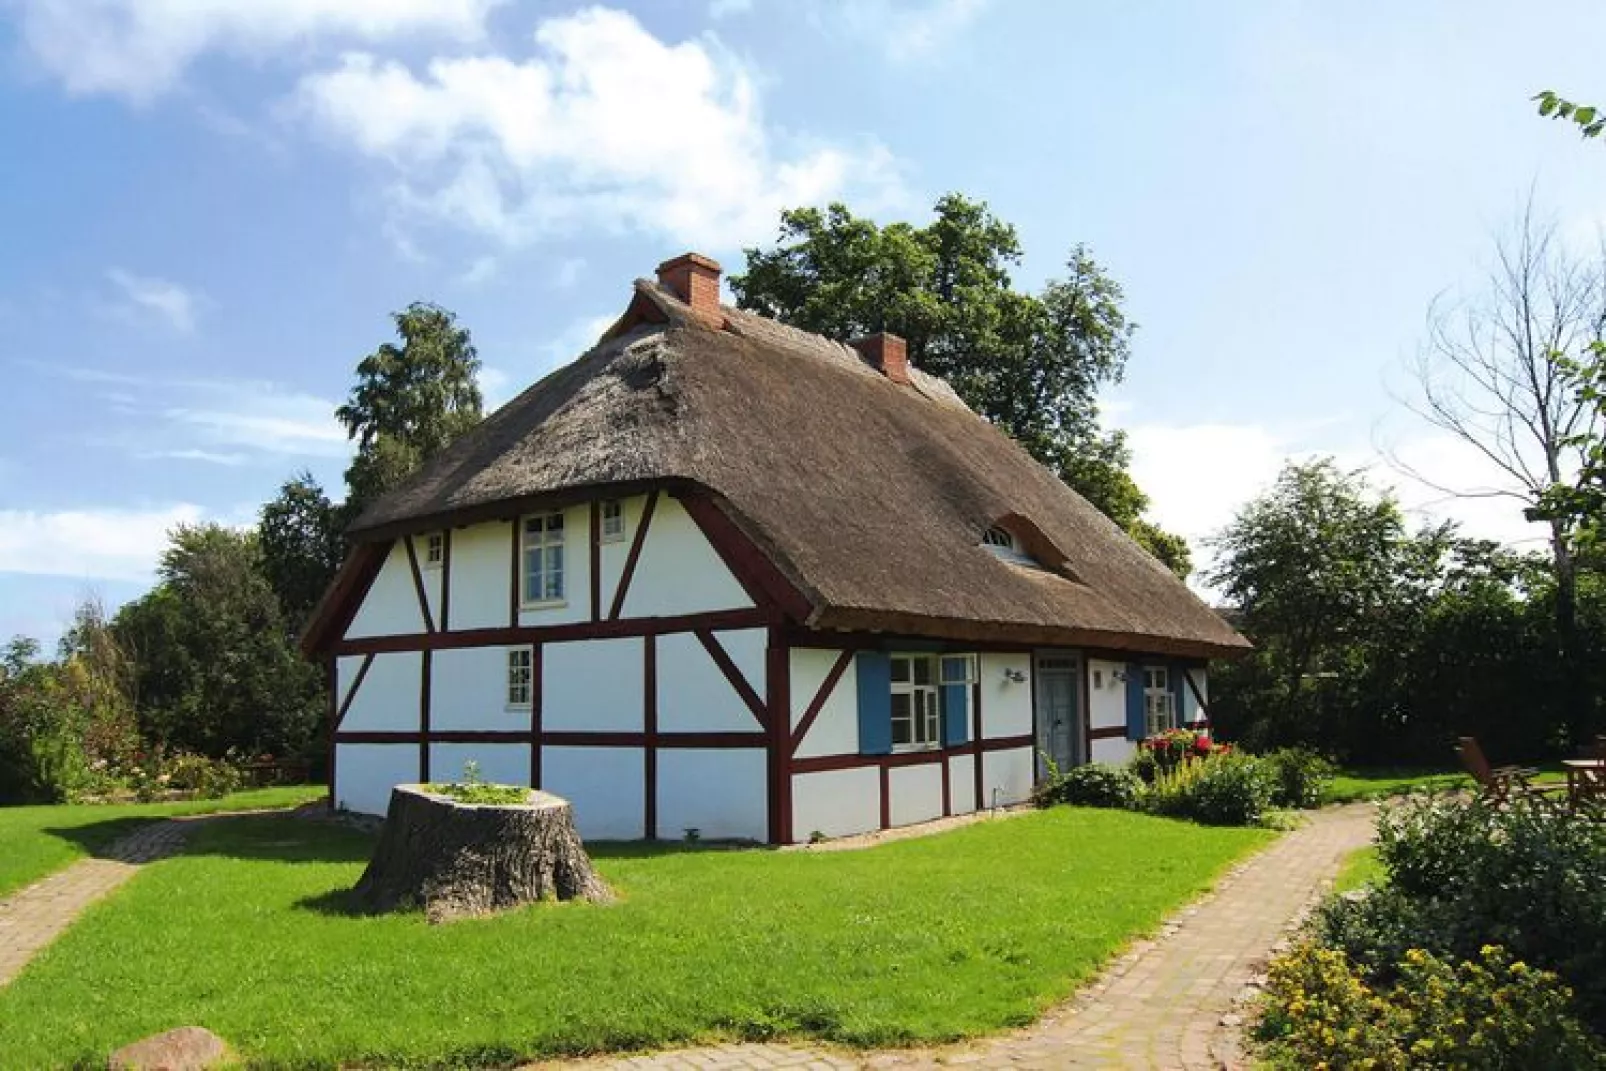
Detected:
left=850, top=332, right=910, bottom=385
left=656, top=253, right=723, bottom=321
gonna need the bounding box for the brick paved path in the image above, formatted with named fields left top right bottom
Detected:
left=535, top=804, right=1375, bottom=1071
left=0, top=819, right=192, bottom=987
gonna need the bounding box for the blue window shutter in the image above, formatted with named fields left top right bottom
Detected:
left=941, top=684, right=969, bottom=746
left=1171, top=662, right=1190, bottom=725
left=856, top=652, right=892, bottom=755
left=1126, top=663, right=1146, bottom=740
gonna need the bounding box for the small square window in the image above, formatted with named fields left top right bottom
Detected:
left=507, top=648, right=533, bottom=709
left=424, top=532, right=444, bottom=567
left=601, top=499, right=626, bottom=542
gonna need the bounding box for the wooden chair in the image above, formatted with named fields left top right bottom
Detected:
left=1456, top=737, right=1567, bottom=809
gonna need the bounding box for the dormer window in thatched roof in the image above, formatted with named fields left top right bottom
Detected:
left=981, top=525, right=1039, bottom=568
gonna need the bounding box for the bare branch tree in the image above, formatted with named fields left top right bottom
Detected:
left=1397, top=200, right=1606, bottom=739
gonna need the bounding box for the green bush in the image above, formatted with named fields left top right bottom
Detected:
left=1315, top=794, right=1606, bottom=1031
left=1145, top=752, right=1274, bottom=826
left=1261, top=747, right=1335, bottom=809
left=1256, top=942, right=1606, bottom=1070
left=1037, top=763, right=1141, bottom=810
left=162, top=752, right=246, bottom=799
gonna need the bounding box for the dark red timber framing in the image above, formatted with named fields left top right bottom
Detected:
left=403, top=536, right=436, bottom=634
left=299, top=540, right=392, bottom=657
left=788, top=650, right=853, bottom=753
left=325, top=659, right=337, bottom=808
left=608, top=490, right=659, bottom=620
left=677, top=491, right=813, bottom=622
left=789, top=735, right=1034, bottom=777
left=1080, top=653, right=1093, bottom=760
left=321, top=487, right=808, bottom=839
left=765, top=624, right=792, bottom=844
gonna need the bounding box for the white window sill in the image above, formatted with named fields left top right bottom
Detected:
left=519, top=599, right=568, bottom=611
left=506, top=704, right=532, bottom=713
left=891, top=743, right=942, bottom=754
left=600, top=534, right=627, bottom=545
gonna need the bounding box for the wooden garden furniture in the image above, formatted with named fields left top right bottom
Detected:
left=1563, top=758, right=1606, bottom=815
left=1456, top=737, right=1567, bottom=809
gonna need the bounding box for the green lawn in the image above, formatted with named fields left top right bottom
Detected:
left=0, top=807, right=1273, bottom=1067
left=1322, top=764, right=1565, bottom=805
left=1332, top=846, right=1382, bottom=893
left=0, top=785, right=324, bottom=898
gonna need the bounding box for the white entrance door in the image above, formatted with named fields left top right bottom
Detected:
left=1034, top=653, right=1082, bottom=778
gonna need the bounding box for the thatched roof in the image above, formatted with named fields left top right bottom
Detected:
left=347, top=280, right=1249, bottom=658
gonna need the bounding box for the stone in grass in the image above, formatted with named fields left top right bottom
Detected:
left=108, top=1026, right=232, bottom=1070
left=350, top=784, right=614, bottom=923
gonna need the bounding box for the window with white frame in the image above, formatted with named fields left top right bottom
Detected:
left=600, top=499, right=626, bottom=543
left=980, top=525, right=1038, bottom=567
left=890, top=654, right=941, bottom=750
left=939, top=653, right=977, bottom=686
left=507, top=648, right=533, bottom=709
left=1144, top=666, right=1176, bottom=735
left=522, top=512, right=565, bottom=604
left=424, top=532, right=444, bottom=567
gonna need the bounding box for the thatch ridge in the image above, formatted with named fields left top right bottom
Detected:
left=346, top=281, right=1248, bottom=657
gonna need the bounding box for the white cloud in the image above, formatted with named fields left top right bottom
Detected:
left=14, top=0, right=505, bottom=103
left=553, top=257, right=586, bottom=288
left=295, top=7, right=907, bottom=251
left=818, top=0, right=990, bottom=61
left=459, top=256, right=499, bottom=286
left=39, top=364, right=348, bottom=461
left=707, top=0, right=755, bottom=18
left=106, top=268, right=199, bottom=333
left=0, top=503, right=205, bottom=582
left=1125, top=420, right=1555, bottom=588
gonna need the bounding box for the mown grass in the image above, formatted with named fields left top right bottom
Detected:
left=0, top=785, right=324, bottom=898
left=1322, top=764, right=1564, bottom=805
left=0, top=807, right=1272, bottom=1067
left=1331, top=846, right=1382, bottom=893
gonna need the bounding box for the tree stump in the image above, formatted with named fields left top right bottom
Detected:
left=350, top=785, right=613, bottom=922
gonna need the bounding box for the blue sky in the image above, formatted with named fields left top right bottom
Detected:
left=2, top=0, right=1605, bottom=646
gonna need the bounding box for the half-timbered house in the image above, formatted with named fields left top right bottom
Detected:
left=301, top=252, right=1250, bottom=843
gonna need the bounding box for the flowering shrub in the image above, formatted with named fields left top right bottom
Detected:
left=1131, top=728, right=1230, bottom=783
left=1256, top=943, right=1605, bottom=1070
left=1144, top=751, right=1274, bottom=826
left=1261, top=747, right=1335, bottom=810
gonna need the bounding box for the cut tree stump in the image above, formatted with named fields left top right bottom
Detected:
left=350, top=785, right=613, bottom=922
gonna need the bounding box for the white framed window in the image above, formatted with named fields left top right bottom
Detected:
left=980, top=525, right=1038, bottom=567
left=890, top=654, right=941, bottom=750
left=507, top=648, right=533, bottom=709
left=939, top=654, right=977, bottom=686
left=424, top=532, right=444, bottom=568
left=521, top=512, right=566, bottom=605
left=600, top=499, right=626, bottom=543
left=1144, top=666, right=1176, bottom=735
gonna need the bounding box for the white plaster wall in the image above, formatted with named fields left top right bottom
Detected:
left=1088, top=658, right=1128, bottom=730
left=598, top=494, right=645, bottom=615
left=657, top=629, right=766, bottom=732
left=409, top=533, right=444, bottom=629
left=889, top=763, right=944, bottom=828
left=542, top=747, right=644, bottom=840
left=948, top=754, right=977, bottom=814
left=431, top=646, right=521, bottom=732
left=447, top=521, right=512, bottom=631
left=790, top=649, right=859, bottom=759
left=518, top=502, right=591, bottom=627
left=657, top=749, right=767, bottom=841
left=1183, top=667, right=1209, bottom=724
left=1092, top=738, right=1136, bottom=765
left=335, top=744, right=416, bottom=815
left=430, top=743, right=528, bottom=789
left=621, top=497, right=752, bottom=618
left=339, top=652, right=421, bottom=732
left=982, top=746, right=1035, bottom=807
left=346, top=542, right=426, bottom=639
left=543, top=637, right=644, bottom=732
left=978, top=653, right=1033, bottom=737
left=792, top=767, right=880, bottom=841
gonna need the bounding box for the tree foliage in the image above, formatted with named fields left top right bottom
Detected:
left=258, top=472, right=345, bottom=631
left=732, top=195, right=1191, bottom=577
left=114, top=524, right=323, bottom=763
left=337, top=302, right=484, bottom=515
left=1208, top=459, right=1602, bottom=761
